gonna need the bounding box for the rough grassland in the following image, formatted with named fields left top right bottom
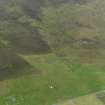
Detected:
left=1, top=0, right=105, bottom=105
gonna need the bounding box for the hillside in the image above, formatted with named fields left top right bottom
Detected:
left=1, top=0, right=105, bottom=105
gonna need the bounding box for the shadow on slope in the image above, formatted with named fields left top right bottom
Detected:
left=0, top=48, right=39, bottom=81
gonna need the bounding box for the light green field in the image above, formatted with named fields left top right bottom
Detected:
left=0, top=53, right=105, bottom=105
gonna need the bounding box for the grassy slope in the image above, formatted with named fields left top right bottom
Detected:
left=38, top=0, right=105, bottom=67
left=1, top=0, right=105, bottom=105
left=0, top=53, right=105, bottom=105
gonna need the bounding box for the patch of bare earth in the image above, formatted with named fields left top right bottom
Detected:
left=55, top=91, right=105, bottom=105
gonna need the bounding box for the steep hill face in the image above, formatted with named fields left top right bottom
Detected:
left=0, top=0, right=50, bottom=54
left=0, top=0, right=104, bottom=80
